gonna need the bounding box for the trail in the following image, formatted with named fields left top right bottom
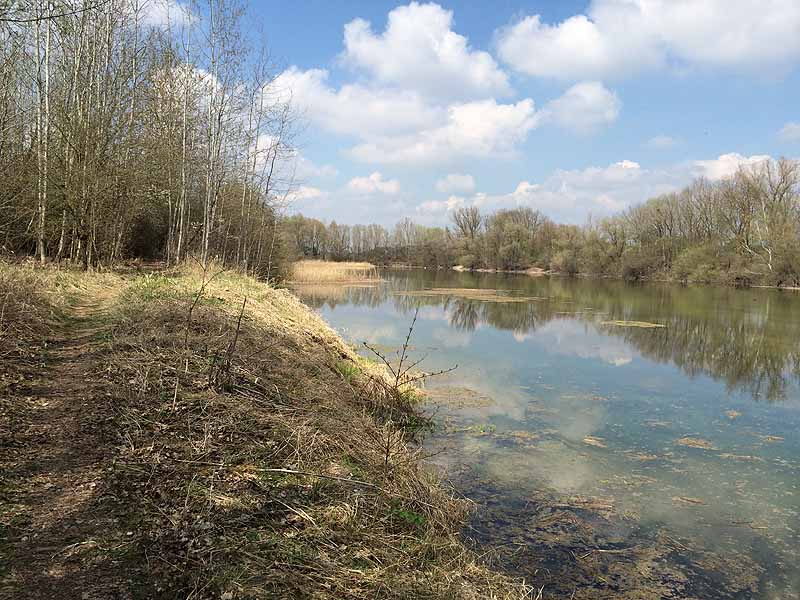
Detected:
left=1, top=293, right=130, bottom=599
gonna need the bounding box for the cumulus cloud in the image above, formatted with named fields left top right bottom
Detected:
left=417, top=195, right=466, bottom=215
left=470, top=159, right=656, bottom=221
left=275, top=67, right=442, bottom=138
left=544, top=81, right=620, bottom=134
left=272, top=3, right=558, bottom=167
left=342, top=2, right=511, bottom=102
left=416, top=153, right=779, bottom=224
left=276, top=67, right=543, bottom=164
left=349, top=99, right=540, bottom=164
left=287, top=185, right=327, bottom=203
left=346, top=172, right=401, bottom=194
left=496, top=0, right=800, bottom=81
left=692, top=153, right=772, bottom=180
left=435, top=173, right=476, bottom=193
left=778, top=122, right=800, bottom=142
left=646, top=135, right=678, bottom=149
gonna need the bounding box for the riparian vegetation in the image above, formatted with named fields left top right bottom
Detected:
left=286, top=159, right=800, bottom=287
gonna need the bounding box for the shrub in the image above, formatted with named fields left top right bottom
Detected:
left=457, top=254, right=477, bottom=269
left=671, top=244, right=720, bottom=283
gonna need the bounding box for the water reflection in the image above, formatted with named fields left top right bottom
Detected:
left=295, top=271, right=800, bottom=402
left=292, top=270, right=800, bottom=599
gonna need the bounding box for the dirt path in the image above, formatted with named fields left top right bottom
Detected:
left=1, top=296, right=131, bottom=599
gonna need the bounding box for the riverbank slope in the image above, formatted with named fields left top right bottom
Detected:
left=0, top=261, right=525, bottom=599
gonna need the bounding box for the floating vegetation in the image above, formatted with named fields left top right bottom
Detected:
left=673, top=496, right=707, bottom=506
left=582, top=435, right=607, bottom=448
left=719, top=453, right=764, bottom=462
left=561, top=392, right=609, bottom=403
left=629, top=452, right=659, bottom=461
left=421, top=386, right=494, bottom=408
left=393, top=288, right=548, bottom=303
left=600, top=319, right=666, bottom=328
left=645, top=419, right=672, bottom=428
left=503, top=430, right=539, bottom=443
left=451, top=423, right=497, bottom=436
left=675, top=437, right=716, bottom=450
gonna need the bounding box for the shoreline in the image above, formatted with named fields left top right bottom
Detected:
left=377, top=262, right=800, bottom=291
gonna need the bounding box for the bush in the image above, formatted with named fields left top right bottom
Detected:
left=550, top=249, right=579, bottom=275
left=671, top=244, right=720, bottom=283
left=457, top=254, right=477, bottom=269
left=620, top=246, right=662, bottom=280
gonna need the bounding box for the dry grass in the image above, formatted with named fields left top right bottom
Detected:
left=0, top=260, right=119, bottom=388
left=1, top=260, right=529, bottom=599
left=48, top=263, right=527, bottom=599
left=290, top=260, right=380, bottom=284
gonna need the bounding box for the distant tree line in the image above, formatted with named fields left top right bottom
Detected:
left=1, top=0, right=295, bottom=278
left=286, top=159, right=800, bottom=287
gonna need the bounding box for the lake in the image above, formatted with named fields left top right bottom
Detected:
left=292, top=269, right=800, bottom=599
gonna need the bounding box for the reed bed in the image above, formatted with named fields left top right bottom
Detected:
left=290, top=260, right=380, bottom=284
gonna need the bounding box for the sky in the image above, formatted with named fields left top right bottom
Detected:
left=158, top=0, right=800, bottom=226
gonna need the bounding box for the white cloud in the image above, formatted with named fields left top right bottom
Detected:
left=692, top=153, right=772, bottom=180
left=292, top=152, right=338, bottom=179
left=140, top=0, right=195, bottom=28
left=417, top=159, right=666, bottom=222
left=417, top=195, right=466, bottom=214
left=470, top=160, right=653, bottom=221
left=275, top=67, right=442, bottom=138
left=346, top=172, right=401, bottom=194
left=646, top=135, right=678, bottom=149
left=349, top=98, right=540, bottom=164
left=496, top=0, right=800, bottom=81
left=778, top=122, right=800, bottom=142
left=342, top=2, right=511, bottom=102
left=277, top=67, right=539, bottom=165
left=287, top=185, right=327, bottom=203
left=417, top=153, right=779, bottom=224
left=544, top=81, right=620, bottom=134
left=435, top=173, right=476, bottom=193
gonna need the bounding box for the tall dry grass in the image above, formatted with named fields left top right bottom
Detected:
left=290, top=260, right=380, bottom=283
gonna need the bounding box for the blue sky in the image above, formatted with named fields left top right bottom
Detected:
left=168, top=1, right=800, bottom=225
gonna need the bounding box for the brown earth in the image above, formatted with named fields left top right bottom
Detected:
left=1, top=296, right=133, bottom=599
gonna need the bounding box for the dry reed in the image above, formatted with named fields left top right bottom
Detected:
left=290, top=260, right=380, bottom=284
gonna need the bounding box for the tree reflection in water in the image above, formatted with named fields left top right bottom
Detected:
left=293, top=270, right=800, bottom=402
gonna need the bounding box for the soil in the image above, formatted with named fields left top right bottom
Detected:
left=0, top=296, right=133, bottom=599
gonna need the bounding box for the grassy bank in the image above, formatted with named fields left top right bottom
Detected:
left=291, top=260, right=380, bottom=284
left=0, top=261, right=526, bottom=599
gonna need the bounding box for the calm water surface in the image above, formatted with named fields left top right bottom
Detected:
left=293, top=270, right=799, bottom=599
